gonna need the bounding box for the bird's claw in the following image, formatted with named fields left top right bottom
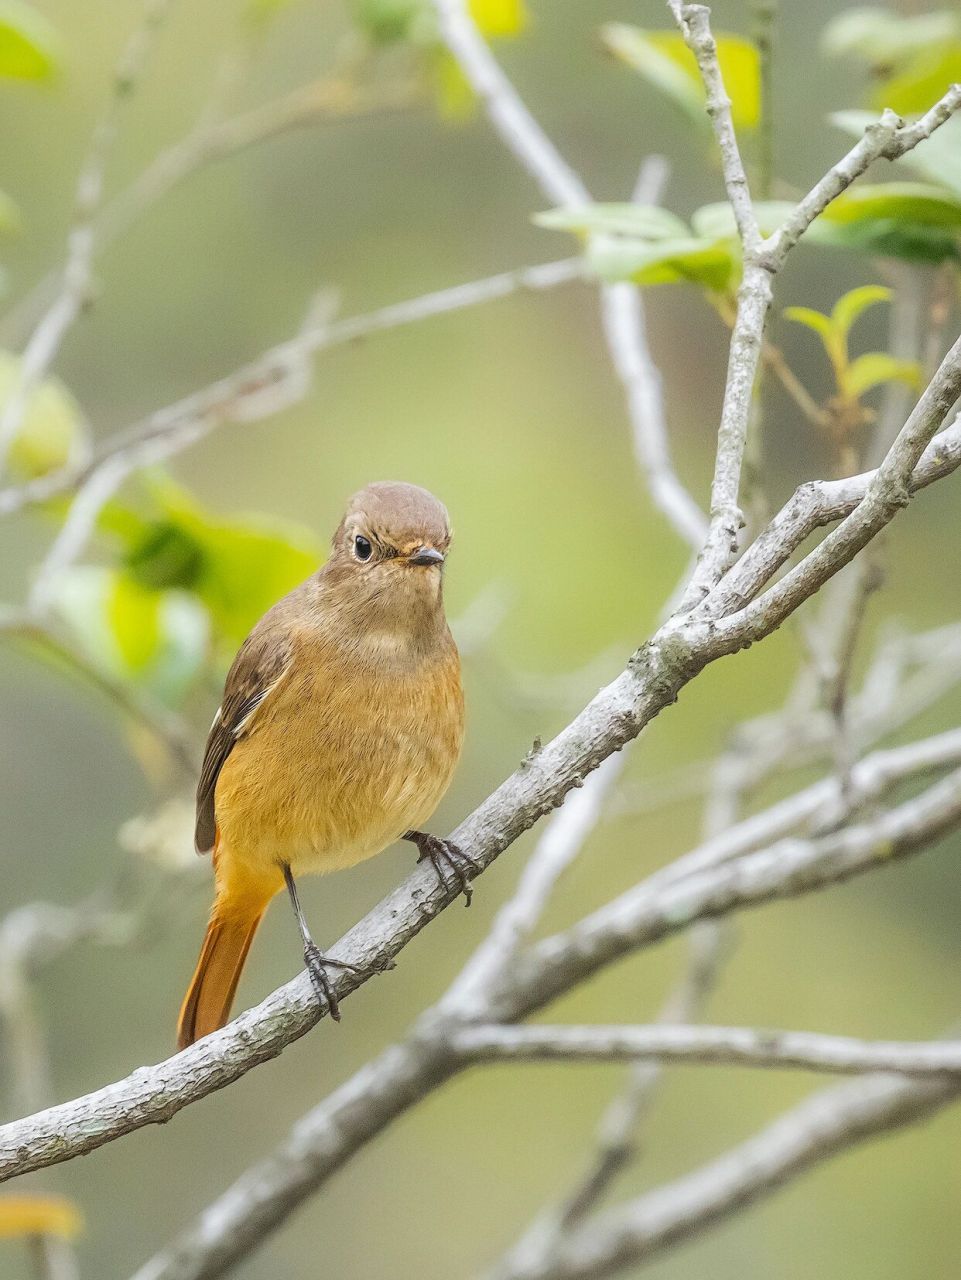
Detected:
left=415, top=834, right=477, bottom=906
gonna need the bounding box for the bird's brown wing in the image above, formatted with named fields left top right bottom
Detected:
left=194, top=626, right=294, bottom=854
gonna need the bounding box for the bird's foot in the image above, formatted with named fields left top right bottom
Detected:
left=405, top=830, right=477, bottom=906
left=302, top=944, right=393, bottom=1021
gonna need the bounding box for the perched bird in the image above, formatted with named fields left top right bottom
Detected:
left=177, top=481, right=470, bottom=1049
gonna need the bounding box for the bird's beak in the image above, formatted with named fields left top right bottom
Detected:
left=408, top=546, right=445, bottom=567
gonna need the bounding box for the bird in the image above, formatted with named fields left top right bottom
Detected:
left=177, top=481, right=471, bottom=1049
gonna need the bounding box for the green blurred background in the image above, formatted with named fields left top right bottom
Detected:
left=2, top=1, right=961, bottom=1277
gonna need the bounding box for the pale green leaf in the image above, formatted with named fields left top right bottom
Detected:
left=0, top=0, right=59, bottom=79
left=535, top=203, right=689, bottom=240
left=822, top=8, right=959, bottom=64
left=844, top=351, right=924, bottom=398
left=830, top=285, right=891, bottom=341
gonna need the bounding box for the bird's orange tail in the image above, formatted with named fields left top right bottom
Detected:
left=177, top=897, right=267, bottom=1049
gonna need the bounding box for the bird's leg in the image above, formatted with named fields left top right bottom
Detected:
left=403, top=830, right=477, bottom=907
left=282, top=864, right=375, bottom=1022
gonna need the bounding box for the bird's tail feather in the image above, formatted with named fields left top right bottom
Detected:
left=177, top=899, right=267, bottom=1049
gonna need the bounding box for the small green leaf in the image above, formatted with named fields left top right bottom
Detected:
left=783, top=306, right=835, bottom=343
left=602, top=24, right=760, bottom=130
left=830, top=285, right=891, bottom=342
left=0, top=0, right=59, bottom=79
left=534, top=203, right=690, bottom=240
left=844, top=352, right=924, bottom=398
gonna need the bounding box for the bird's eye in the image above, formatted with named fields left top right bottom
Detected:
left=353, top=534, right=373, bottom=562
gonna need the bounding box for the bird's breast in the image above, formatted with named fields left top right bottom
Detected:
left=214, top=633, right=464, bottom=876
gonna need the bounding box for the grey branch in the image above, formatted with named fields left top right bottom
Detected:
left=452, top=1022, right=961, bottom=1077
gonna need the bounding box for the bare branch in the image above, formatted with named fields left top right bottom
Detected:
left=453, top=1022, right=961, bottom=1077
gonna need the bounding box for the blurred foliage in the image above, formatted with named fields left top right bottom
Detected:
left=0, top=349, right=86, bottom=478
left=823, top=7, right=961, bottom=114
left=48, top=473, right=323, bottom=696
left=0, top=1194, right=82, bottom=1239
left=0, top=0, right=59, bottom=81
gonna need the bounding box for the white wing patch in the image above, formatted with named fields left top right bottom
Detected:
left=232, top=663, right=292, bottom=738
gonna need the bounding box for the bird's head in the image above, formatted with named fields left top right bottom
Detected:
left=326, top=481, right=453, bottom=622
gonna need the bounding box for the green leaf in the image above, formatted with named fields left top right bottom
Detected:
left=0, top=350, right=87, bottom=479
left=830, top=284, right=891, bottom=342
left=690, top=200, right=797, bottom=239
left=0, top=0, right=59, bottom=79
left=602, top=24, right=760, bottom=130
left=534, top=203, right=689, bottom=240
left=783, top=306, right=835, bottom=343
left=588, top=233, right=738, bottom=291
left=822, top=8, right=959, bottom=65
left=844, top=352, right=924, bottom=398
